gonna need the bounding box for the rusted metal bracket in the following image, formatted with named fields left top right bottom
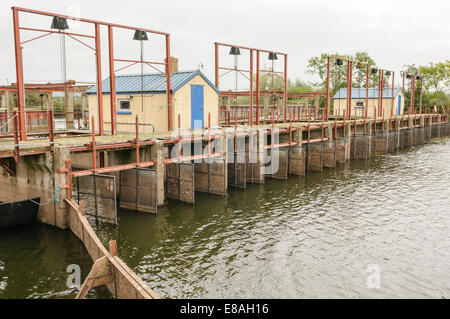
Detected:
left=0, top=158, right=16, bottom=176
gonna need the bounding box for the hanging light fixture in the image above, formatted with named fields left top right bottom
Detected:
left=133, top=30, right=148, bottom=41
left=51, top=16, right=69, bottom=113
left=268, top=52, right=278, bottom=60
left=51, top=17, right=69, bottom=30
left=385, top=71, right=391, bottom=76
left=335, top=58, right=343, bottom=66
left=371, top=68, right=378, bottom=74
left=133, top=30, right=148, bottom=112
left=416, top=75, right=421, bottom=81
left=406, top=74, right=411, bottom=79
left=228, top=47, right=241, bottom=92
left=229, top=46, right=241, bottom=55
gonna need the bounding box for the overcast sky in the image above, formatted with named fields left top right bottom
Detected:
left=1, top=0, right=449, bottom=90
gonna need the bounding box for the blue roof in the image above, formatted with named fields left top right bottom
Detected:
left=86, top=70, right=219, bottom=95
left=334, top=87, right=402, bottom=99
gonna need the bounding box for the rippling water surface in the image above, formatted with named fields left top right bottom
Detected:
left=1, top=139, right=450, bottom=298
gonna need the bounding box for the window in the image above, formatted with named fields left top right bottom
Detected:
left=118, top=99, right=131, bottom=114
left=355, top=101, right=364, bottom=109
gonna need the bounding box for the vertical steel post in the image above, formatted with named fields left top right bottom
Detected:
left=378, top=70, right=384, bottom=117
left=419, top=77, right=423, bottom=114
left=108, top=26, right=116, bottom=135
left=392, top=72, right=395, bottom=117
left=166, top=34, right=172, bottom=131
left=94, top=23, right=104, bottom=136
left=214, top=43, right=219, bottom=89
left=256, top=51, right=260, bottom=125
left=410, top=76, right=415, bottom=114
left=326, top=57, right=331, bottom=121
left=12, top=9, right=26, bottom=141
left=250, top=49, right=253, bottom=128
left=135, top=115, right=139, bottom=165
left=284, top=54, right=288, bottom=123
left=91, top=117, right=97, bottom=171
left=365, top=65, right=369, bottom=119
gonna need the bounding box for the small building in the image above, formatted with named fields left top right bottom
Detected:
left=333, top=87, right=405, bottom=118
left=86, top=69, right=220, bottom=134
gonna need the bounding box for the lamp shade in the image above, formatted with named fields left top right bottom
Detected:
left=416, top=75, right=421, bottom=80
left=385, top=71, right=391, bottom=76
left=371, top=68, right=377, bottom=74
left=335, top=58, right=343, bottom=66
left=51, top=17, right=69, bottom=30
left=268, top=52, right=278, bottom=60
left=406, top=74, right=411, bottom=79
left=229, top=46, right=241, bottom=55
left=133, top=30, right=148, bottom=41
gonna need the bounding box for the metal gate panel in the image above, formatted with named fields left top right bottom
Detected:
left=166, top=163, right=179, bottom=200
left=166, top=162, right=195, bottom=204
left=137, top=168, right=158, bottom=213
left=288, top=145, right=305, bottom=176
left=354, top=134, right=369, bottom=160
left=387, top=131, right=398, bottom=153
left=194, top=162, right=209, bottom=193
left=209, top=159, right=227, bottom=195
left=335, top=137, right=348, bottom=164
left=75, top=174, right=117, bottom=225
left=350, top=135, right=356, bottom=160
left=322, top=140, right=336, bottom=168
left=119, top=168, right=157, bottom=213
left=194, top=159, right=227, bottom=196
left=376, top=131, right=388, bottom=155
left=266, top=147, right=288, bottom=180
left=424, top=125, right=432, bottom=143
left=307, top=142, right=323, bottom=172
left=402, top=128, right=412, bottom=148
left=228, top=152, right=246, bottom=189
left=246, top=151, right=264, bottom=184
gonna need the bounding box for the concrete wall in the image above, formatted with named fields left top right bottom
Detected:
left=334, top=91, right=405, bottom=118
left=0, top=148, right=70, bottom=229
left=88, top=93, right=167, bottom=134
left=87, top=74, right=219, bottom=134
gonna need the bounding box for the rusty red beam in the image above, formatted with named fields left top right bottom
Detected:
left=13, top=7, right=169, bottom=35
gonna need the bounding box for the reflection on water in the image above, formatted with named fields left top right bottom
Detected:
left=1, top=139, right=450, bottom=298
left=95, top=139, right=450, bottom=298
left=0, top=224, right=110, bottom=298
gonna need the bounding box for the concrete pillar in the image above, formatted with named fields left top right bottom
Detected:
left=65, top=88, right=75, bottom=129
left=81, top=93, right=88, bottom=128
left=289, top=125, right=305, bottom=176
left=346, top=123, right=352, bottom=160
left=151, top=140, right=165, bottom=206
left=323, top=124, right=336, bottom=168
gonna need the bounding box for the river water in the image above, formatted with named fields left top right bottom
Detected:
left=1, top=138, right=450, bottom=298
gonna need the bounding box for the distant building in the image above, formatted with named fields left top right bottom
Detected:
left=86, top=69, right=220, bottom=133
left=333, top=87, right=405, bottom=118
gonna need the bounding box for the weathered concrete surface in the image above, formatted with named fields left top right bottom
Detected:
left=0, top=147, right=69, bottom=228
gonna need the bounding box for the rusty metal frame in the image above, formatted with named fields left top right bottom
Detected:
left=215, top=42, right=288, bottom=126
left=11, top=6, right=173, bottom=141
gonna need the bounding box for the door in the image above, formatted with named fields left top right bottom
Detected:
left=191, top=85, right=204, bottom=129
left=397, top=95, right=402, bottom=115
